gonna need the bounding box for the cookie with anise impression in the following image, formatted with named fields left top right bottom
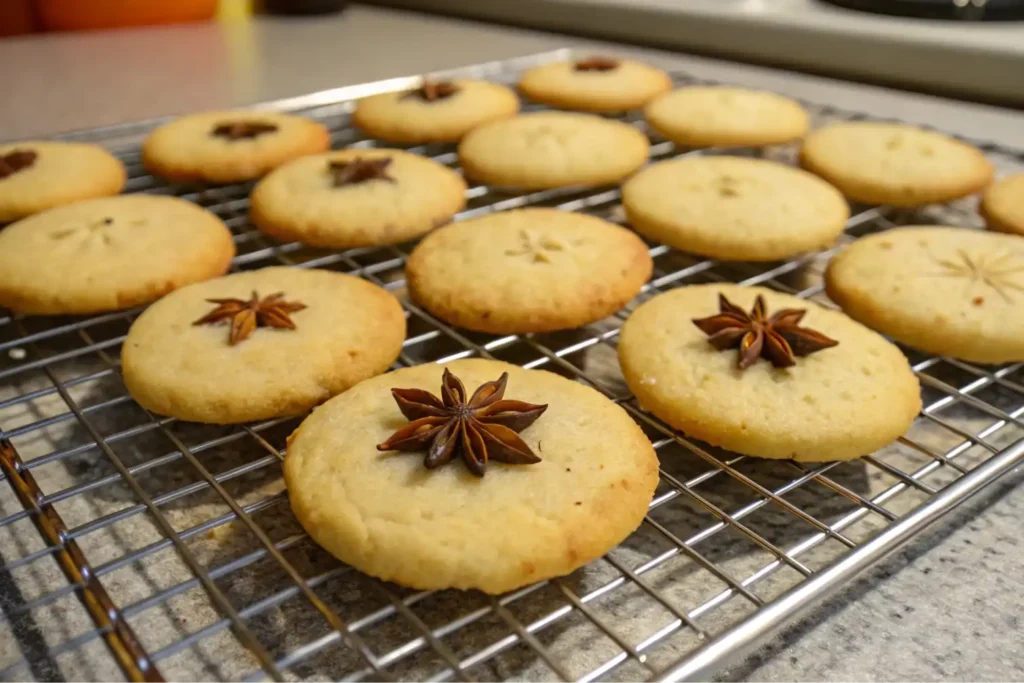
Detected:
left=0, top=141, right=126, bottom=222
left=142, top=110, right=330, bottom=184
left=518, top=57, right=671, bottom=112
left=122, top=266, right=405, bottom=424
left=353, top=78, right=520, bottom=144
left=619, top=284, right=920, bottom=461
left=250, top=149, right=466, bottom=249
left=406, top=208, right=652, bottom=333
left=0, top=195, right=234, bottom=315
left=284, top=358, right=658, bottom=593
left=826, top=226, right=1024, bottom=364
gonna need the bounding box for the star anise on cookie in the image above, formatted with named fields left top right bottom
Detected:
left=211, top=121, right=279, bottom=140
left=0, top=149, right=38, bottom=179
left=574, top=57, right=620, bottom=72
left=376, top=368, right=547, bottom=477
left=193, top=291, right=307, bottom=345
left=692, top=294, right=838, bottom=370
left=402, top=80, right=460, bottom=102
left=328, top=157, right=395, bottom=187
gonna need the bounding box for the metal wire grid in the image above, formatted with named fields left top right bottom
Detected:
left=1, top=50, right=1023, bottom=683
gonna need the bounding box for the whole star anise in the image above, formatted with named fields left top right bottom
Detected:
left=0, top=149, right=38, bottom=179
left=328, top=157, right=395, bottom=187
left=692, top=294, right=838, bottom=370
left=193, top=291, right=307, bottom=345
left=376, top=369, right=547, bottom=477
left=574, top=57, right=620, bottom=72
left=211, top=121, right=279, bottom=140
left=402, top=80, right=460, bottom=102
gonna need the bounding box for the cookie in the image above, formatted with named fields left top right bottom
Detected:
left=644, top=87, right=809, bottom=148
left=353, top=79, right=520, bottom=144
left=0, top=195, right=234, bottom=315
left=458, top=112, right=650, bottom=190
left=980, top=173, right=1024, bottom=236
left=250, top=148, right=466, bottom=249
left=122, top=266, right=405, bottom=424
left=517, top=57, right=672, bottom=112
left=825, top=226, right=1024, bottom=364
left=284, top=358, right=658, bottom=593
left=800, top=122, right=993, bottom=206
left=142, top=110, right=330, bottom=184
left=619, top=284, right=921, bottom=461
left=622, top=156, right=849, bottom=261
left=0, top=141, right=126, bottom=223
left=406, top=208, right=652, bottom=334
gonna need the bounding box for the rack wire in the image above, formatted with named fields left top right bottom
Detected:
left=1, top=49, right=1023, bottom=683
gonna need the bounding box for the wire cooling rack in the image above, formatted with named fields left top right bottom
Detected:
left=1, top=49, right=1023, bottom=683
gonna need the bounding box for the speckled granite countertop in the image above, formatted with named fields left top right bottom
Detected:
left=1, top=4, right=1023, bottom=681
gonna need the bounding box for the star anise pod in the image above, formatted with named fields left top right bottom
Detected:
left=211, top=121, right=279, bottom=140
left=574, top=57, right=620, bottom=72
left=0, top=149, right=37, bottom=179
left=329, top=157, right=395, bottom=187
left=692, top=294, right=838, bottom=370
left=376, top=368, right=547, bottom=477
left=193, top=291, right=307, bottom=345
left=402, top=80, right=460, bottom=102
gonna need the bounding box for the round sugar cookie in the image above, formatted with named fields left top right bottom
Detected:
left=800, top=122, right=993, bottom=206
left=353, top=79, right=520, bottom=144
left=644, top=87, right=809, bottom=148
left=406, top=208, right=652, bottom=333
left=518, top=57, right=672, bottom=112
left=458, top=111, right=650, bottom=190
left=0, top=141, right=126, bottom=222
left=980, top=173, right=1024, bottom=236
left=0, top=195, right=234, bottom=315
left=825, top=226, right=1024, bottom=364
left=619, top=284, right=921, bottom=461
left=122, top=266, right=406, bottom=424
left=143, top=110, right=330, bottom=184
left=250, top=148, right=467, bottom=249
left=621, top=156, right=849, bottom=261
left=283, top=358, right=659, bottom=594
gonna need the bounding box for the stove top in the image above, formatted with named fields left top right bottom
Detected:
left=818, top=0, right=1024, bottom=20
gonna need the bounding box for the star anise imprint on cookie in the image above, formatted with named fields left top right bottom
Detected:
left=211, top=121, right=279, bottom=140
left=574, top=57, right=620, bottom=72
left=692, top=294, right=838, bottom=370
left=193, top=291, right=307, bottom=346
left=402, top=80, right=460, bottom=102
left=929, top=248, right=1024, bottom=303
left=0, top=149, right=37, bottom=179
left=376, top=368, right=547, bottom=477
left=504, top=230, right=585, bottom=263
left=329, top=157, right=395, bottom=187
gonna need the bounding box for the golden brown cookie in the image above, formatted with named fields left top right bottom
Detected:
left=250, top=148, right=467, bottom=249
left=122, top=266, right=406, bottom=424
left=619, top=284, right=921, bottom=461
left=353, top=79, right=520, bottom=144
left=518, top=57, right=672, bottom=112
left=284, top=358, right=658, bottom=594
left=0, top=195, right=234, bottom=315
left=825, top=226, right=1024, bottom=364
left=406, top=208, right=652, bottom=333
left=980, top=173, right=1024, bottom=236
left=142, top=110, right=330, bottom=184
left=0, top=141, right=126, bottom=223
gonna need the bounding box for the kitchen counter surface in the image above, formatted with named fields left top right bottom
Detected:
left=1, top=5, right=1023, bottom=681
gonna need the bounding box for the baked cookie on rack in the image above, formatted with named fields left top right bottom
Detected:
left=122, top=266, right=405, bottom=424
left=406, top=208, right=652, bottom=334
left=250, top=148, right=466, bottom=249
left=458, top=111, right=650, bottom=189
left=619, top=284, right=920, bottom=461
left=517, top=56, right=672, bottom=112
left=353, top=79, right=520, bottom=144
left=142, top=110, right=330, bottom=184
left=0, top=141, right=126, bottom=223
left=644, top=87, right=809, bottom=148
left=284, top=358, right=658, bottom=594
left=800, top=122, right=993, bottom=206
left=0, top=195, right=234, bottom=315
left=980, top=173, right=1024, bottom=236
left=621, top=156, right=849, bottom=261
left=826, top=226, right=1024, bottom=364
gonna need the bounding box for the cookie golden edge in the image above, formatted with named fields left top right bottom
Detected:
left=517, top=62, right=673, bottom=112
left=979, top=174, right=1024, bottom=236
left=283, top=359, right=659, bottom=594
